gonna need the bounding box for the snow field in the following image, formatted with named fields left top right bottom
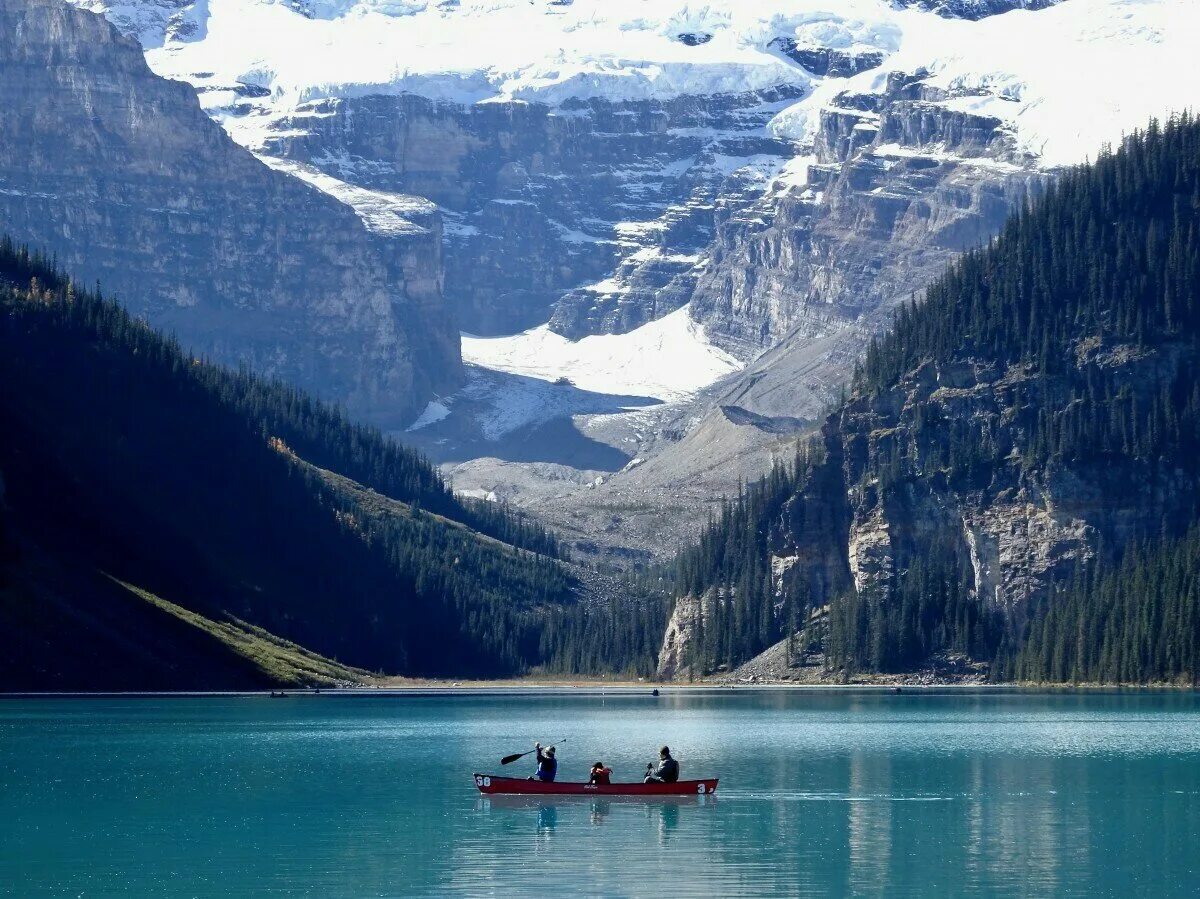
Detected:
left=95, top=0, right=1196, bottom=174
left=461, top=305, right=743, bottom=402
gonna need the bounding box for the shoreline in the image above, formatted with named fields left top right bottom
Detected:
left=2, top=682, right=1197, bottom=699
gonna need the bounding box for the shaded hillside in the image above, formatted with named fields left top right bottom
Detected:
left=0, top=565, right=369, bottom=692
left=0, top=244, right=571, bottom=688
left=663, top=115, right=1200, bottom=683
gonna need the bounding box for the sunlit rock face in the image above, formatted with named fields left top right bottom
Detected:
left=68, top=0, right=1189, bottom=370
left=262, top=89, right=801, bottom=337
left=0, top=0, right=461, bottom=426
left=683, top=71, right=1046, bottom=360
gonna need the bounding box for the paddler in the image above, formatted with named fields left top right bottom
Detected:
left=643, top=745, right=679, bottom=784
left=532, top=743, right=558, bottom=782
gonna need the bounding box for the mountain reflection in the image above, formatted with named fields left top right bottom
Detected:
left=847, top=750, right=892, bottom=895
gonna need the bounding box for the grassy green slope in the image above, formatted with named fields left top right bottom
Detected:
left=0, top=560, right=367, bottom=691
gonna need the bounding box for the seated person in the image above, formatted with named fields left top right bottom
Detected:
left=644, top=745, right=679, bottom=784
left=531, top=743, right=557, bottom=782
left=588, top=762, right=612, bottom=785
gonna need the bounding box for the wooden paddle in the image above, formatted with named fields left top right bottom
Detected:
left=501, top=738, right=567, bottom=766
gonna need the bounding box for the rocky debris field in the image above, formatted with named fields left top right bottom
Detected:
left=714, top=641, right=990, bottom=685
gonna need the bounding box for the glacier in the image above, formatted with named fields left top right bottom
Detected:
left=80, top=0, right=1197, bottom=170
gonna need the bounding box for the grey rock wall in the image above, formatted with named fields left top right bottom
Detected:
left=892, top=0, right=1062, bottom=19
left=767, top=39, right=885, bottom=78
left=263, top=89, right=803, bottom=336
left=518, top=63, right=1055, bottom=567
left=0, top=0, right=461, bottom=427
left=685, top=73, right=1045, bottom=359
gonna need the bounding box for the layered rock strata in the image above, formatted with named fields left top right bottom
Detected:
left=262, top=90, right=803, bottom=336
left=0, top=0, right=461, bottom=426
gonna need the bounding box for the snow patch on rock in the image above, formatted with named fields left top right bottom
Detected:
left=262, top=157, right=437, bottom=235
left=768, top=0, right=1200, bottom=167
left=406, top=399, right=451, bottom=431
left=462, top=305, right=743, bottom=402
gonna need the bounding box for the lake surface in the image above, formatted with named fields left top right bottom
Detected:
left=2, top=690, right=1199, bottom=897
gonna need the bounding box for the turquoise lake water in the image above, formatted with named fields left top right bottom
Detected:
left=2, top=690, right=1199, bottom=897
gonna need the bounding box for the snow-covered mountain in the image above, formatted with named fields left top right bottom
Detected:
left=73, top=0, right=1200, bottom=558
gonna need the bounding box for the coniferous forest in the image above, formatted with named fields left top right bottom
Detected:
left=669, top=114, right=1200, bottom=685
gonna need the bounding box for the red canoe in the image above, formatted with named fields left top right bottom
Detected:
left=473, top=773, right=718, bottom=796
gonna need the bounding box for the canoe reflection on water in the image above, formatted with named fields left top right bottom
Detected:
left=478, top=793, right=715, bottom=836
left=479, top=794, right=716, bottom=812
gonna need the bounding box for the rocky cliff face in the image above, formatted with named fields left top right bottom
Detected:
left=873, top=338, right=1192, bottom=596
left=0, top=0, right=461, bottom=426
left=257, top=90, right=801, bottom=336
left=241, top=23, right=1047, bottom=358
left=211, top=54, right=1034, bottom=359
left=684, top=73, right=1044, bottom=357
left=894, top=0, right=1061, bottom=18
left=521, top=69, right=1048, bottom=562
left=656, top=320, right=1199, bottom=678
left=656, top=592, right=706, bottom=680
left=831, top=358, right=1099, bottom=617
left=182, top=1, right=1070, bottom=351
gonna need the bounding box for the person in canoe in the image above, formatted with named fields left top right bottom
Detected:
left=643, top=746, right=679, bottom=784
left=529, top=743, right=557, bottom=782
left=589, top=761, right=612, bottom=785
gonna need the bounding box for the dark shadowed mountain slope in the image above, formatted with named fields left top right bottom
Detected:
left=0, top=245, right=569, bottom=689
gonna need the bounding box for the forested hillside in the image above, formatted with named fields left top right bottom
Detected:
left=1007, top=529, right=1199, bottom=683
left=0, top=242, right=577, bottom=688
left=666, top=114, right=1200, bottom=684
